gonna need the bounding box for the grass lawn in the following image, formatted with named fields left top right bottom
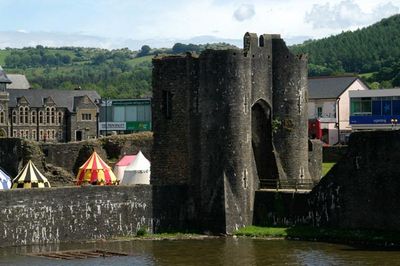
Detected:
left=234, top=226, right=400, bottom=245
left=322, top=162, right=335, bottom=176
left=358, top=72, right=375, bottom=79
left=127, top=55, right=153, bottom=67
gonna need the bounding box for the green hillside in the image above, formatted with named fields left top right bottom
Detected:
left=290, top=14, right=400, bottom=88
left=0, top=42, right=235, bottom=98
left=1, top=15, right=400, bottom=97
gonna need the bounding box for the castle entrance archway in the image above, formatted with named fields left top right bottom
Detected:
left=251, top=100, right=279, bottom=188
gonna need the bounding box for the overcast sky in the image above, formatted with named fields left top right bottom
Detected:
left=0, top=0, right=399, bottom=49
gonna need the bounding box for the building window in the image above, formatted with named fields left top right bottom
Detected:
left=81, top=113, right=92, bottom=121
left=19, top=107, right=24, bottom=124
left=32, top=130, right=37, bottom=140
left=31, top=111, right=36, bottom=124
left=24, top=107, right=29, bottom=124
left=0, top=111, right=4, bottom=124
left=39, top=111, right=44, bottom=124
left=13, top=130, right=17, bottom=137
left=162, top=90, right=172, bottom=119
left=40, top=130, right=44, bottom=140
left=351, top=98, right=372, bottom=116
left=12, top=110, right=17, bottom=124
left=58, top=130, right=63, bottom=141
left=58, top=112, right=63, bottom=125
left=51, top=107, right=55, bottom=124
left=46, top=107, right=50, bottom=124
left=317, top=107, right=323, bottom=118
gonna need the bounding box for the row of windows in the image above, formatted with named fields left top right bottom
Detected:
left=10, top=107, right=64, bottom=125
left=2, top=111, right=94, bottom=125
left=100, top=105, right=151, bottom=122
left=351, top=97, right=400, bottom=116
left=12, top=129, right=63, bottom=141
left=81, top=113, right=92, bottom=121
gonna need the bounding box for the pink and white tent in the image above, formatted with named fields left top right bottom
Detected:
left=113, top=155, right=137, bottom=182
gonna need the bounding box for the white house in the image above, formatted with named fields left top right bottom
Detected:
left=308, top=76, right=369, bottom=144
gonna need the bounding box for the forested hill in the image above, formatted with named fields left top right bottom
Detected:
left=0, top=42, right=236, bottom=98
left=290, top=14, right=400, bottom=88
left=1, top=14, right=400, bottom=97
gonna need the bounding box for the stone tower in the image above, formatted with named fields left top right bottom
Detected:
left=152, top=33, right=313, bottom=233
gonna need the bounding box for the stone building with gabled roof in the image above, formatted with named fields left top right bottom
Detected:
left=0, top=67, right=100, bottom=142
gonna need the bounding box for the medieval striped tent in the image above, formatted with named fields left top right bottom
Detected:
left=12, top=160, right=51, bottom=189
left=76, top=151, right=117, bottom=185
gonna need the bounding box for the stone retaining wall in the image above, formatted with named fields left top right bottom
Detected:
left=0, top=186, right=153, bottom=247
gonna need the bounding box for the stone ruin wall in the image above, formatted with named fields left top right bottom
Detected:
left=0, top=132, right=153, bottom=186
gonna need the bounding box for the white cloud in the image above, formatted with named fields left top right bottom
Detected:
left=305, top=0, right=399, bottom=29
left=233, top=4, right=256, bottom=21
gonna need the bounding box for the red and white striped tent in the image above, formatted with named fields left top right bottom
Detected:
left=76, top=151, right=117, bottom=185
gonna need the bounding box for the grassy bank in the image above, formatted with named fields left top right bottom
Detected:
left=322, top=162, right=335, bottom=176
left=109, top=231, right=208, bottom=242
left=235, top=226, right=400, bottom=246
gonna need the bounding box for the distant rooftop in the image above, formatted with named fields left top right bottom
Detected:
left=7, top=74, right=30, bottom=89
left=0, top=66, right=11, bottom=84
left=8, top=89, right=101, bottom=112
left=349, top=88, right=400, bottom=98
left=308, top=76, right=360, bottom=99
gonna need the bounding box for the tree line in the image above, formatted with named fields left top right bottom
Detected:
left=290, top=14, right=400, bottom=88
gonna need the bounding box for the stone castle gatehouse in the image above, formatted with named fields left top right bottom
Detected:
left=152, top=33, right=320, bottom=233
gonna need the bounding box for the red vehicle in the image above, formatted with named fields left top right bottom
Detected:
left=308, top=119, right=322, bottom=140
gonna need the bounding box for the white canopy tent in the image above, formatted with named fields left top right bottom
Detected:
left=121, top=151, right=150, bottom=185
left=0, top=168, right=11, bottom=190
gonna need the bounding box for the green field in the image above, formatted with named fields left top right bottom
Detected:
left=127, top=55, right=153, bottom=67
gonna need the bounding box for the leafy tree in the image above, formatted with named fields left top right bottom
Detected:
left=137, top=45, right=151, bottom=57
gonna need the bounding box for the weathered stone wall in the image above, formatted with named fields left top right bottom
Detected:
left=0, top=138, right=45, bottom=177
left=308, top=131, right=400, bottom=231
left=253, top=191, right=310, bottom=226
left=272, top=38, right=311, bottom=183
left=0, top=186, right=153, bottom=247
left=0, top=133, right=153, bottom=186
left=151, top=56, right=193, bottom=185
left=42, top=132, right=153, bottom=177
left=308, top=139, right=323, bottom=182
left=253, top=131, right=400, bottom=232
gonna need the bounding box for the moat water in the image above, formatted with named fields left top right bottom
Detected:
left=1, top=238, right=400, bottom=265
